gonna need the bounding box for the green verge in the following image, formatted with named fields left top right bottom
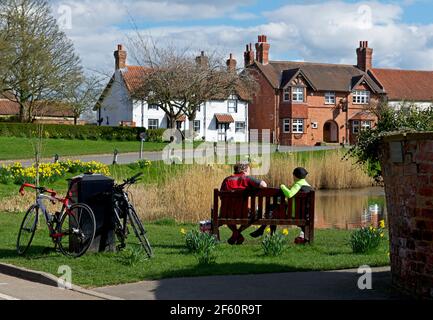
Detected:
left=0, top=137, right=168, bottom=160
left=0, top=212, right=390, bottom=288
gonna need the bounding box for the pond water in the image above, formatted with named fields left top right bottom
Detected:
left=314, top=187, right=386, bottom=230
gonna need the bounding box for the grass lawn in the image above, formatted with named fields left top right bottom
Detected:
left=0, top=212, right=390, bottom=288
left=0, top=137, right=168, bottom=160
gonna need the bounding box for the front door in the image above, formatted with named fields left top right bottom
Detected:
left=323, top=121, right=338, bottom=143
left=217, top=123, right=228, bottom=142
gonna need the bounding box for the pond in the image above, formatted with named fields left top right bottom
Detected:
left=315, top=187, right=386, bottom=230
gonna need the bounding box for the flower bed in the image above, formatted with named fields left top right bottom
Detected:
left=0, top=160, right=110, bottom=185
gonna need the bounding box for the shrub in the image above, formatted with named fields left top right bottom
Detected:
left=349, top=220, right=386, bottom=254
left=183, top=229, right=218, bottom=264
left=146, top=128, right=166, bottom=142
left=346, top=103, right=433, bottom=179
left=0, top=123, right=146, bottom=141
left=128, top=160, right=152, bottom=170
left=261, top=229, right=289, bottom=257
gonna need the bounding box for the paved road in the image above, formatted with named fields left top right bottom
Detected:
left=94, top=267, right=408, bottom=300
left=0, top=273, right=101, bottom=300
left=0, top=145, right=341, bottom=167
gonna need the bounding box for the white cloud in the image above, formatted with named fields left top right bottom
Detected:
left=49, top=0, right=433, bottom=73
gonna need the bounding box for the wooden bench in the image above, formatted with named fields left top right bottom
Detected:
left=211, top=187, right=315, bottom=243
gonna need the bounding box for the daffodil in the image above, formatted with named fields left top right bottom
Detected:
left=180, top=228, right=186, bottom=235
left=282, top=228, right=289, bottom=236
left=265, top=227, right=271, bottom=234
left=379, top=220, right=385, bottom=229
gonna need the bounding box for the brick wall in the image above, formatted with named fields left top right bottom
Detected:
left=382, top=132, right=433, bottom=299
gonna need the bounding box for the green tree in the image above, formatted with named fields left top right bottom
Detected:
left=0, top=0, right=82, bottom=122
left=347, top=102, right=433, bottom=179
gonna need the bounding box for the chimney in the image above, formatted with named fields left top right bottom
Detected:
left=195, top=51, right=209, bottom=68
left=114, top=44, right=127, bottom=70
left=226, top=53, right=237, bottom=72
left=356, top=41, right=373, bottom=72
left=255, top=35, right=270, bottom=65
left=244, top=43, right=254, bottom=67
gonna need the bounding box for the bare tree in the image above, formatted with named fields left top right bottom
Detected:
left=63, top=74, right=104, bottom=125
left=128, top=35, right=257, bottom=138
left=0, top=0, right=82, bottom=122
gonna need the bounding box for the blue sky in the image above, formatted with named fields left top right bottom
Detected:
left=51, top=0, right=433, bottom=73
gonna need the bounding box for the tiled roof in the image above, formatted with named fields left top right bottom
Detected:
left=215, top=114, right=234, bottom=123
left=255, top=61, right=384, bottom=93
left=350, top=111, right=376, bottom=121
left=0, top=99, right=74, bottom=117
left=371, top=68, right=433, bottom=101
left=121, top=65, right=152, bottom=93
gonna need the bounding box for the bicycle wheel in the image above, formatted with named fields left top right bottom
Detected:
left=17, top=205, right=39, bottom=255
left=113, top=205, right=127, bottom=250
left=128, top=206, right=153, bottom=258
left=58, top=203, right=96, bottom=258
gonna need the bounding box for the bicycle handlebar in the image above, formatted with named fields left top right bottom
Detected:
left=19, top=183, right=57, bottom=197
left=117, top=172, right=144, bottom=189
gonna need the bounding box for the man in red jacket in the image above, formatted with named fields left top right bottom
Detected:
left=220, top=163, right=267, bottom=245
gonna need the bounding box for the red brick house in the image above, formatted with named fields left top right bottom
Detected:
left=245, top=36, right=386, bottom=146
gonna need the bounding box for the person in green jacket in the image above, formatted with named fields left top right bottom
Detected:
left=250, top=167, right=312, bottom=239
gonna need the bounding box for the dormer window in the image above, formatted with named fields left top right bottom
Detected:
left=228, top=96, right=238, bottom=113
left=292, top=87, right=304, bottom=102
left=352, top=90, right=370, bottom=104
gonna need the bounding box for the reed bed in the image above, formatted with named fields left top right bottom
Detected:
left=0, top=150, right=375, bottom=222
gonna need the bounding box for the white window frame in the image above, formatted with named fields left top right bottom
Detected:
left=352, top=120, right=360, bottom=134
left=361, top=120, right=372, bottom=130
left=235, top=121, right=245, bottom=133
left=283, top=88, right=290, bottom=102
left=193, top=120, right=200, bottom=132
left=292, top=87, right=304, bottom=103
left=228, top=98, right=238, bottom=113
left=292, top=119, right=304, bottom=133
left=352, top=90, right=370, bottom=104
left=148, top=119, right=159, bottom=130
left=283, top=119, right=291, bottom=133
left=148, top=104, right=159, bottom=110
left=325, top=91, right=336, bottom=105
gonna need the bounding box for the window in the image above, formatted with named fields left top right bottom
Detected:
left=352, top=120, right=360, bottom=134
left=361, top=120, right=372, bottom=130
left=148, top=119, right=159, bottom=130
left=292, top=119, right=304, bottom=133
left=235, top=122, right=245, bottom=133
left=353, top=120, right=372, bottom=134
left=193, top=120, right=200, bottom=132
left=283, top=119, right=291, bottom=133
left=148, top=104, right=159, bottom=110
left=228, top=98, right=238, bottom=113
left=325, top=92, right=336, bottom=104
left=283, top=88, right=290, bottom=101
left=292, top=87, right=304, bottom=102
left=352, top=90, right=370, bottom=104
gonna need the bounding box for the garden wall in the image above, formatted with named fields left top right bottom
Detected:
left=382, top=132, right=433, bottom=299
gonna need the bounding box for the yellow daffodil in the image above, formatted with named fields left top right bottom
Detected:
left=379, top=220, right=385, bottom=229
left=380, top=233, right=384, bottom=238
left=180, top=228, right=186, bottom=235
left=282, top=228, right=289, bottom=236
left=265, top=227, right=271, bottom=234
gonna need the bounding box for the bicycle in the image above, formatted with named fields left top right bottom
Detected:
left=17, top=183, right=96, bottom=258
left=112, top=172, right=152, bottom=258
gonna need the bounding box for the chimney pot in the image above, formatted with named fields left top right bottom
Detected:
left=357, top=40, right=373, bottom=71
left=114, top=44, right=127, bottom=70
left=255, top=34, right=270, bottom=65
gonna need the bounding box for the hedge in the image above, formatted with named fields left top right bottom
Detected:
left=0, top=123, right=166, bottom=142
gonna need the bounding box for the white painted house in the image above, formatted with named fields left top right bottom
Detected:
left=95, top=45, right=249, bottom=142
